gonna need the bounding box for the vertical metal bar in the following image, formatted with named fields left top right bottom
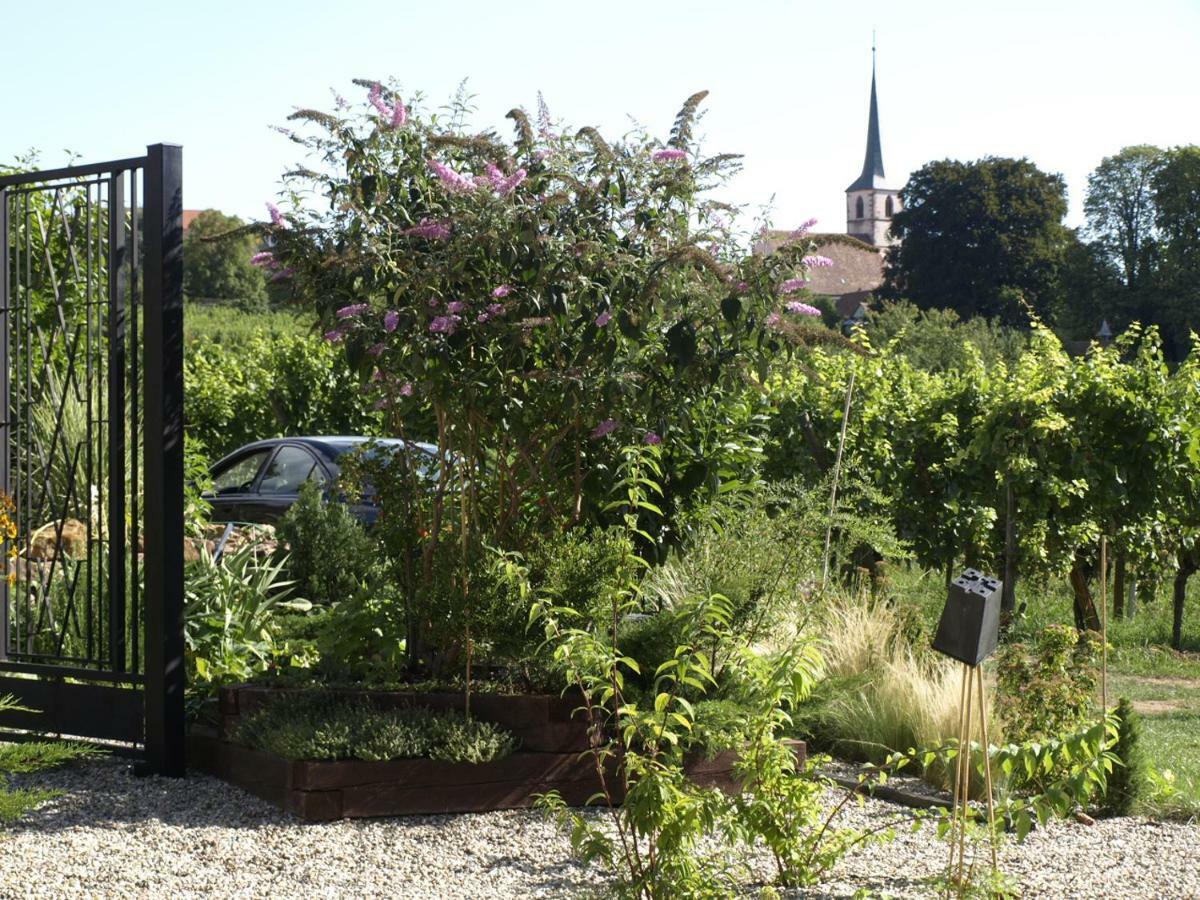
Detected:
left=0, top=188, right=9, bottom=660
left=85, top=182, right=94, bottom=663
left=107, top=173, right=126, bottom=673
left=129, top=177, right=140, bottom=675
left=141, top=145, right=184, bottom=776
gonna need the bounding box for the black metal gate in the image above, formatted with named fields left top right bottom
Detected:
left=0, top=145, right=184, bottom=775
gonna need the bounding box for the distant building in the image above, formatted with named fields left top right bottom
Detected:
left=757, top=49, right=898, bottom=318
left=845, top=52, right=900, bottom=249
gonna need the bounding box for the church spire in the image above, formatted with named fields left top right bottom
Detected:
left=846, top=42, right=888, bottom=192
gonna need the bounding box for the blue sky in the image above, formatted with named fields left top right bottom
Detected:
left=3, top=0, right=1197, bottom=234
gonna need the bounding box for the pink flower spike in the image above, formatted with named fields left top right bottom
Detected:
left=384, top=310, right=399, bottom=333
left=492, top=285, right=513, bottom=298
left=487, top=303, right=505, bottom=317
left=266, top=202, right=286, bottom=228
left=733, top=281, right=749, bottom=295
left=595, top=310, right=612, bottom=327
left=590, top=419, right=619, bottom=440
left=271, top=268, right=295, bottom=282
left=779, top=278, right=808, bottom=294
left=643, top=431, right=662, bottom=445
left=368, top=83, right=391, bottom=119
left=250, top=251, right=275, bottom=269
left=399, top=382, right=414, bottom=397
left=803, top=254, right=834, bottom=268
left=788, top=217, right=819, bottom=240
left=336, top=303, right=370, bottom=319
left=498, top=169, right=526, bottom=196
left=447, top=301, right=466, bottom=314
left=764, top=312, right=782, bottom=330
left=652, top=148, right=688, bottom=162
left=785, top=301, right=822, bottom=317
left=323, top=328, right=345, bottom=343
left=427, top=159, right=475, bottom=193
left=389, top=97, right=407, bottom=128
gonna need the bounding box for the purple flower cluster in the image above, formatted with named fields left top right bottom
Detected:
left=368, top=83, right=407, bottom=128
left=803, top=254, right=834, bottom=268
left=384, top=310, right=400, bottom=333
left=764, top=312, right=782, bottom=330
left=492, top=284, right=513, bottom=298
left=595, top=310, right=612, bottom=327
left=402, top=219, right=452, bottom=241
left=591, top=419, right=619, bottom=439
left=336, top=303, right=371, bottom=319
left=429, top=315, right=461, bottom=335
left=477, top=303, right=506, bottom=323
left=447, top=300, right=466, bottom=314
left=266, top=202, right=287, bottom=228
left=652, top=148, right=688, bottom=162
left=779, top=278, right=808, bottom=294
left=323, top=328, right=345, bottom=343
left=250, top=251, right=276, bottom=269
left=643, top=431, right=662, bottom=445
left=785, top=301, right=821, bottom=317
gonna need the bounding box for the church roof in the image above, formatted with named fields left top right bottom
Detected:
left=846, top=58, right=893, bottom=193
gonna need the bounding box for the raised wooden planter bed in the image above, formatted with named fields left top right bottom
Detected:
left=190, top=685, right=805, bottom=822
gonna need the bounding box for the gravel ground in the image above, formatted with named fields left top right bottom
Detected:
left=1, top=758, right=1197, bottom=899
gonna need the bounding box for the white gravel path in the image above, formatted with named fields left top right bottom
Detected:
left=0, top=758, right=1196, bottom=899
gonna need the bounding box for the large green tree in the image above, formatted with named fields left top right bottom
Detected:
left=1084, top=145, right=1163, bottom=292
left=183, top=209, right=268, bottom=309
left=883, top=157, right=1071, bottom=325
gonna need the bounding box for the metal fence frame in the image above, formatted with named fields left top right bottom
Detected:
left=0, top=145, right=184, bottom=775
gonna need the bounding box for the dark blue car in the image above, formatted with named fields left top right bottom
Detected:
left=204, top=436, right=437, bottom=526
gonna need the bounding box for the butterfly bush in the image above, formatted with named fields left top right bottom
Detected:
left=261, top=81, right=832, bottom=661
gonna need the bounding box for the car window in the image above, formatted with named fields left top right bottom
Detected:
left=258, top=446, right=326, bottom=495
left=211, top=450, right=271, bottom=495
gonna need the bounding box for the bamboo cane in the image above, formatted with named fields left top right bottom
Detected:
left=976, top=667, right=998, bottom=873
left=1100, top=535, right=1109, bottom=714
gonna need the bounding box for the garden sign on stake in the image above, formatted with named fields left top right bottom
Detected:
left=931, top=569, right=1003, bottom=895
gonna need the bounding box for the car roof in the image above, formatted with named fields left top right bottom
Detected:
left=212, top=437, right=437, bottom=469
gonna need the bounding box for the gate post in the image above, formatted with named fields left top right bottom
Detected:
left=142, top=143, right=185, bottom=776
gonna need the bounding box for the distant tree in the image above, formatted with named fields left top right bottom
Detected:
left=183, top=209, right=268, bottom=310
left=883, top=157, right=1071, bottom=325
left=1083, top=145, right=1163, bottom=291
left=1147, top=146, right=1200, bottom=358
left=1154, top=146, right=1200, bottom=286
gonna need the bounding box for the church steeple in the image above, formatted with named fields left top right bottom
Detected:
left=846, top=46, right=888, bottom=192
left=845, top=40, right=900, bottom=248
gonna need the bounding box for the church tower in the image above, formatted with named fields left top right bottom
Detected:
left=846, top=47, right=900, bottom=247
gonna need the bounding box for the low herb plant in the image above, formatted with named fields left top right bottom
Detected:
left=234, top=694, right=516, bottom=763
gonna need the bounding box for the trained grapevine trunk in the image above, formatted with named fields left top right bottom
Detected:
left=1114, top=553, right=1126, bottom=620
left=1001, top=480, right=1017, bottom=617
left=1173, top=552, right=1197, bottom=651
left=1069, top=552, right=1102, bottom=633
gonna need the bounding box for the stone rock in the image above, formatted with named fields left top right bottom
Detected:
left=27, top=518, right=89, bottom=561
